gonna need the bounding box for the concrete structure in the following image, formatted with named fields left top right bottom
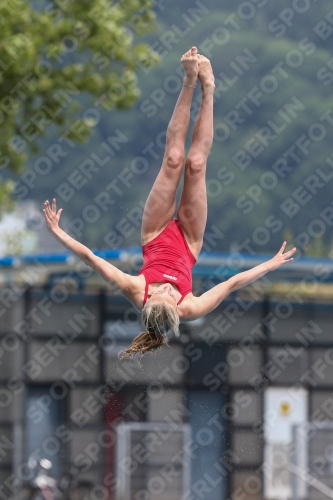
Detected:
left=1, top=250, right=333, bottom=499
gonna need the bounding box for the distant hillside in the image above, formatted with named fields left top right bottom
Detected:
left=12, top=0, right=333, bottom=256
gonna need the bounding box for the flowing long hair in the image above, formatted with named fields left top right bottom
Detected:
left=119, top=301, right=179, bottom=358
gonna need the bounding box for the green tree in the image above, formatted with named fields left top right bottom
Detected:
left=0, top=0, right=159, bottom=213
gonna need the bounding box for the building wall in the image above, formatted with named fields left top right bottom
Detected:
left=1, top=286, right=333, bottom=499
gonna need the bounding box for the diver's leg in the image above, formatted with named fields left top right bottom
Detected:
left=141, top=47, right=198, bottom=245
left=177, top=55, right=215, bottom=259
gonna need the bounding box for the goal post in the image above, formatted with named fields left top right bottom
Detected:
left=115, top=422, right=191, bottom=500
left=291, top=422, right=333, bottom=500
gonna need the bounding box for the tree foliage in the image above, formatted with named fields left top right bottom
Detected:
left=0, top=0, right=159, bottom=202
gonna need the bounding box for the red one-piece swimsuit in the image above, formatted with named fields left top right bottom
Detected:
left=139, top=219, right=197, bottom=306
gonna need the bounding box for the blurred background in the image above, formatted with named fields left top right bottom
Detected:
left=2, top=0, right=333, bottom=499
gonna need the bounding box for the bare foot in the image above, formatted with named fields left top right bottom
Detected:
left=198, top=54, right=215, bottom=92
left=181, top=46, right=198, bottom=87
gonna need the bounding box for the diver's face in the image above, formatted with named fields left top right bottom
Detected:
left=149, top=283, right=178, bottom=306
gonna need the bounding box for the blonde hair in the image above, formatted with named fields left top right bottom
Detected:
left=119, top=301, right=179, bottom=358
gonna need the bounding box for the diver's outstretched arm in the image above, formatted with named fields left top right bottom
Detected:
left=185, top=242, right=296, bottom=320
left=43, top=199, right=132, bottom=292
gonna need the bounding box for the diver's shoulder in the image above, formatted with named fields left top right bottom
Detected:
left=178, top=293, right=196, bottom=321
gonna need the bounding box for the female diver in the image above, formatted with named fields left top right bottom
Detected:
left=43, top=47, right=296, bottom=357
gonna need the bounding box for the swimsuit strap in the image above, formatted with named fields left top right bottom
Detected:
left=177, top=291, right=190, bottom=305
left=143, top=273, right=149, bottom=306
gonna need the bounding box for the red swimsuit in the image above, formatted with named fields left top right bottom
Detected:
left=139, top=219, right=196, bottom=306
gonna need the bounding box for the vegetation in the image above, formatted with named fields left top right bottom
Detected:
left=0, top=0, right=158, bottom=211
left=4, top=0, right=333, bottom=257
